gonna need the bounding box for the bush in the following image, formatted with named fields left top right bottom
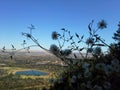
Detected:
left=21, top=20, right=120, bottom=90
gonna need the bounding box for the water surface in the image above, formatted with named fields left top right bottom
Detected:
left=15, top=70, right=48, bottom=76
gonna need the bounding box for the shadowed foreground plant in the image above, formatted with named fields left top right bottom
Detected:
left=21, top=20, right=120, bottom=90
left=110, top=22, right=120, bottom=60
left=48, top=20, right=119, bottom=90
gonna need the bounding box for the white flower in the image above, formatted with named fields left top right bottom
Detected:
left=103, top=82, right=111, bottom=90
left=93, top=47, right=102, bottom=55
left=112, top=64, right=120, bottom=72
left=51, top=31, right=58, bottom=40
left=111, top=59, right=120, bottom=72
left=97, top=20, right=107, bottom=29
left=93, top=85, right=103, bottom=90
left=95, top=63, right=106, bottom=71
left=58, top=76, right=63, bottom=84
left=62, top=49, right=72, bottom=56
left=77, top=73, right=82, bottom=79
left=81, top=83, right=86, bottom=87
left=50, top=44, right=59, bottom=55
left=86, top=81, right=92, bottom=89
left=49, top=78, right=55, bottom=83
left=86, top=38, right=94, bottom=45
left=82, top=62, right=90, bottom=69
left=82, top=62, right=91, bottom=77
left=84, top=71, right=91, bottom=78
left=111, top=59, right=119, bottom=66
left=105, top=64, right=113, bottom=75
left=70, top=75, right=77, bottom=83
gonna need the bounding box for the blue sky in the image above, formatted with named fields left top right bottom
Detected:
left=0, top=0, right=120, bottom=51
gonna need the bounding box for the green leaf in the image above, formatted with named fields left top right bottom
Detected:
left=74, top=54, right=77, bottom=58
left=71, top=42, right=75, bottom=45
left=68, top=31, right=70, bottom=34
left=79, top=48, right=84, bottom=51
left=81, top=35, right=84, bottom=39
left=78, top=41, right=81, bottom=43
left=88, top=23, right=92, bottom=31
left=75, top=33, right=79, bottom=38
left=70, top=36, right=73, bottom=39
left=61, top=28, right=65, bottom=31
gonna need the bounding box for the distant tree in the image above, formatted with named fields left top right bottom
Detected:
left=109, top=22, right=120, bottom=60
left=113, top=22, right=120, bottom=42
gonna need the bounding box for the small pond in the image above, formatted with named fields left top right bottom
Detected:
left=15, top=70, right=48, bottom=76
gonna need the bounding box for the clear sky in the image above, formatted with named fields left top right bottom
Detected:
left=0, top=0, right=120, bottom=51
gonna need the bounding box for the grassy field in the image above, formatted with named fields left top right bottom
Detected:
left=0, top=55, right=65, bottom=90
left=0, top=67, right=49, bottom=90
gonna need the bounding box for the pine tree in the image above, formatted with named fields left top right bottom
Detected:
left=111, top=22, right=120, bottom=60
left=113, top=22, right=120, bottom=42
